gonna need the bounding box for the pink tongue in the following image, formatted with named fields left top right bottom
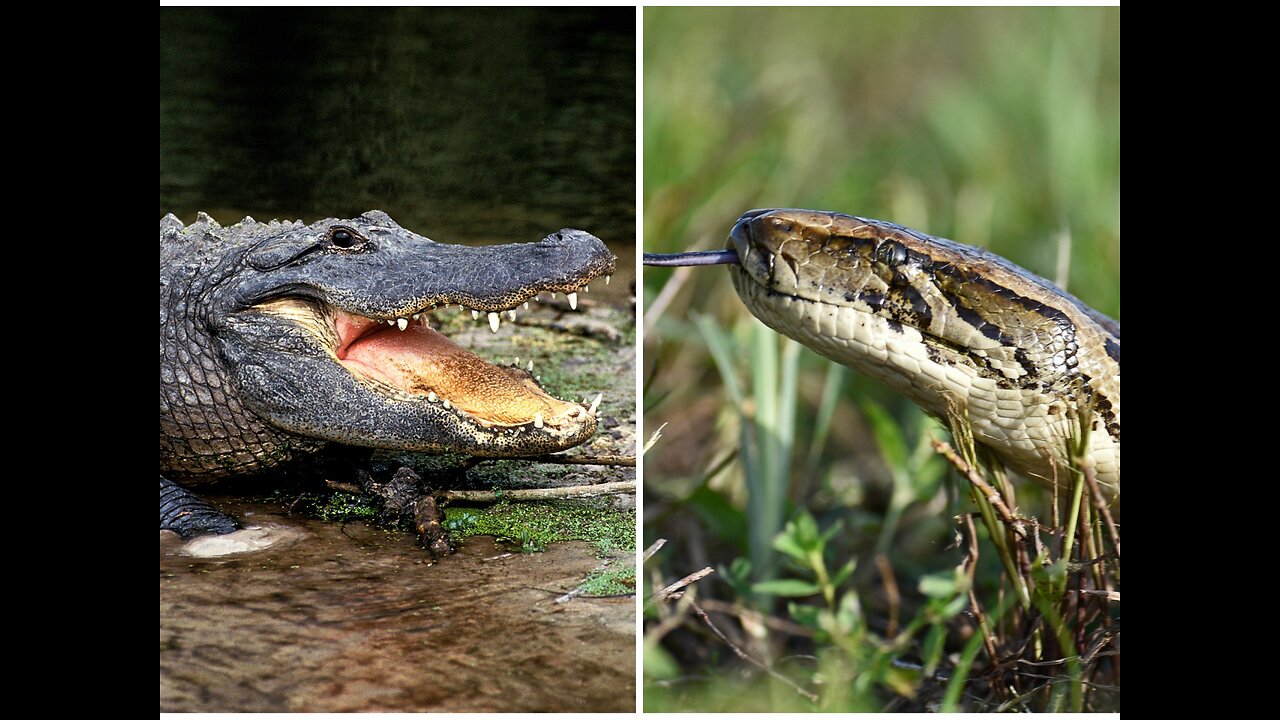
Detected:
left=342, top=324, right=463, bottom=389
left=340, top=324, right=570, bottom=425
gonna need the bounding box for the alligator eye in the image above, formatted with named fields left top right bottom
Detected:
left=330, top=228, right=359, bottom=248
left=876, top=240, right=908, bottom=267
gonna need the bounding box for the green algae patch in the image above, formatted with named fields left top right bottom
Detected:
left=311, top=492, right=380, bottom=522
left=444, top=500, right=634, bottom=553
left=578, top=564, right=636, bottom=597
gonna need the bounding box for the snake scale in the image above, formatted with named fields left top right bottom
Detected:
left=647, top=208, right=1119, bottom=503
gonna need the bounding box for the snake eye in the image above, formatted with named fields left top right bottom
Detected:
left=876, top=240, right=908, bottom=267
left=330, top=227, right=360, bottom=248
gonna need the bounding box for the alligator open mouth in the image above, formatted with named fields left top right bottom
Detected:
left=255, top=288, right=606, bottom=434
left=334, top=306, right=598, bottom=429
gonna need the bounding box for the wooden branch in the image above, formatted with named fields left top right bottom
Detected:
left=642, top=538, right=667, bottom=563
left=653, top=566, right=714, bottom=602
left=933, top=439, right=1027, bottom=539
left=493, top=453, right=636, bottom=467
left=690, top=600, right=819, bottom=704
left=696, top=598, right=816, bottom=638
left=440, top=479, right=634, bottom=502
left=1082, top=463, right=1121, bottom=560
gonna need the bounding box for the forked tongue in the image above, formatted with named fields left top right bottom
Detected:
left=642, top=250, right=739, bottom=266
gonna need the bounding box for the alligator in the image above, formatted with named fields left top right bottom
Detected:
left=160, top=210, right=615, bottom=537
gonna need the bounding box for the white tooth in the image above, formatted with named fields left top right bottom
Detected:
left=386, top=319, right=395, bottom=326
left=515, top=356, right=521, bottom=366
left=443, top=399, right=451, bottom=409
left=534, top=412, right=544, bottom=429
left=526, top=360, right=533, bottom=371
left=606, top=275, right=611, bottom=285
left=488, top=312, right=500, bottom=332
left=396, top=318, right=408, bottom=331
left=472, top=310, right=480, bottom=320
left=589, top=393, right=602, bottom=415
left=568, top=292, right=578, bottom=310
left=523, top=301, right=530, bottom=310
left=508, top=310, right=516, bottom=321
left=428, top=391, right=437, bottom=402
left=584, top=284, right=589, bottom=292
left=550, top=292, right=555, bottom=299
left=412, top=313, right=420, bottom=320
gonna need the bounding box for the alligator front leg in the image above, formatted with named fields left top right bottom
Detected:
left=160, top=476, right=239, bottom=537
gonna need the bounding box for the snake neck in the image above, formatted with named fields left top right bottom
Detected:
left=726, top=208, right=1119, bottom=502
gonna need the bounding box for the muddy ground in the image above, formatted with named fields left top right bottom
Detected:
left=160, top=505, right=634, bottom=712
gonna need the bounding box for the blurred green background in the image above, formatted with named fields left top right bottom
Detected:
left=643, top=6, right=1119, bottom=711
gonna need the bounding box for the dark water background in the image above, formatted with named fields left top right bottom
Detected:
left=160, top=6, right=635, bottom=302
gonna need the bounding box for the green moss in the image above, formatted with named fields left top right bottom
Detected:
left=311, top=491, right=380, bottom=521
left=444, top=499, right=635, bottom=552
left=578, top=564, right=636, bottom=597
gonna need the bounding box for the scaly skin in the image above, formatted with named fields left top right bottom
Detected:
left=726, top=209, right=1119, bottom=501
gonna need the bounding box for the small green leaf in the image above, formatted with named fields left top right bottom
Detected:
left=922, top=622, right=946, bottom=675
left=753, top=579, right=821, bottom=596
left=835, top=590, right=863, bottom=632
left=794, top=512, right=820, bottom=547
left=860, top=397, right=909, bottom=471
left=819, top=517, right=845, bottom=545
left=772, top=531, right=807, bottom=561
left=884, top=663, right=922, bottom=699
left=918, top=571, right=959, bottom=599
left=643, top=643, right=680, bottom=680
left=720, top=557, right=754, bottom=597
left=788, top=601, right=821, bottom=629
left=940, top=591, right=970, bottom=618
left=728, top=556, right=753, bottom=583
left=831, top=558, right=857, bottom=588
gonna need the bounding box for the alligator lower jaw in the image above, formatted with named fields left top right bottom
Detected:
left=257, top=298, right=598, bottom=431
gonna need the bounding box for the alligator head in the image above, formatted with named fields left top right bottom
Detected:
left=159, top=210, right=615, bottom=479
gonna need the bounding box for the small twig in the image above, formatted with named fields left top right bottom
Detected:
left=642, top=423, right=668, bottom=456
left=482, top=453, right=636, bottom=467
left=1081, top=623, right=1120, bottom=665
left=962, top=514, right=1001, bottom=670
left=1082, top=463, right=1120, bottom=560
left=933, top=440, right=1027, bottom=539
left=482, top=552, right=514, bottom=562
left=555, top=586, right=587, bottom=604
left=876, top=554, right=900, bottom=639
left=697, top=598, right=816, bottom=638
left=324, top=479, right=363, bottom=494
left=286, top=492, right=306, bottom=515
left=643, top=538, right=667, bottom=563
left=1065, top=551, right=1119, bottom=572
left=690, top=600, right=819, bottom=704
left=654, top=567, right=714, bottom=602
left=440, top=480, right=635, bottom=502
